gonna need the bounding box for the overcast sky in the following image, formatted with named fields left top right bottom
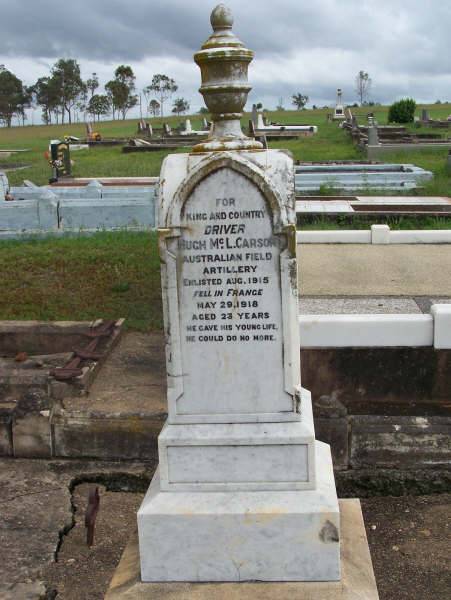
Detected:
left=0, top=0, right=450, bottom=120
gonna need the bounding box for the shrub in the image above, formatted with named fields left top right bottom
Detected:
left=388, top=98, right=417, bottom=123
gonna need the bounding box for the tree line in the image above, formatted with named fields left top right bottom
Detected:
left=0, top=59, right=190, bottom=127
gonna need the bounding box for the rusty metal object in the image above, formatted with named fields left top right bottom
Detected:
left=85, top=486, right=100, bottom=547
left=72, top=348, right=102, bottom=361
left=85, top=320, right=117, bottom=339
left=50, top=319, right=116, bottom=381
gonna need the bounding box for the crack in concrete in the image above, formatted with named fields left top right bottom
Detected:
left=53, top=486, right=77, bottom=564
left=53, top=470, right=151, bottom=566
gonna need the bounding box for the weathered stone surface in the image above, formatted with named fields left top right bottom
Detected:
left=13, top=412, right=52, bottom=458
left=144, top=12, right=340, bottom=582
left=0, top=581, right=48, bottom=600
left=0, top=458, right=153, bottom=594
left=299, top=297, right=422, bottom=315
left=336, top=468, right=451, bottom=498
left=315, top=417, right=348, bottom=469
left=313, top=394, right=347, bottom=418
left=0, top=459, right=73, bottom=593
left=52, top=413, right=162, bottom=460
left=60, top=332, right=166, bottom=416
left=0, top=320, right=91, bottom=355
left=53, top=332, right=166, bottom=460
left=301, top=347, right=451, bottom=415
left=138, top=443, right=339, bottom=583
left=298, top=245, right=451, bottom=297
left=159, top=150, right=299, bottom=424
left=108, top=499, right=378, bottom=599
left=0, top=411, right=13, bottom=456
left=312, top=395, right=348, bottom=469
left=350, top=415, right=451, bottom=469
left=158, top=390, right=316, bottom=492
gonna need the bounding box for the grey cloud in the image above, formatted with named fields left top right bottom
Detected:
left=1, top=0, right=449, bottom=63
left=0, top=0, right=450, bottom=104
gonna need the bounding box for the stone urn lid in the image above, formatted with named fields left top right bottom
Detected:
left=192, top=4, right=262, bottom=153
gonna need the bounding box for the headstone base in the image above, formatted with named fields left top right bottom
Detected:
left=137, top=442, right=340, bottom=582
left=106, top=497, right=378, bottom=599
left=158, top=387, right=316, bottom=492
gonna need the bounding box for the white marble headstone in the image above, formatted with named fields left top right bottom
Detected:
left=159, top=151, right=301, bottom=424
left=178, top=169, right=287, bottom=415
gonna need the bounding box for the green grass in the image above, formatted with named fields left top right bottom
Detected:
left=299, top=215, right=451, bottom=230
left=0, top=114, right=207, bottom=185
left=0, top=104, right=450, bottom=329
left=0, top=105, right=449, bottom=193
left=0, top=232, right=162, bottom=331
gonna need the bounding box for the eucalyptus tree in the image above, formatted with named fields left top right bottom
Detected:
left=87, top=94, right=111, bottom=121
left=292, top=93, right=309, bottom=110
left=146, top=74, right=178, bottom=117
left=355, top=71, right=372, bottom=105
left=172, top=97, right=190, bottom=115
left=106, top=65, right=138, bottom=120
left=86, top=73, right=99, bottom=99
left=51, top=58, right=87, bottom=124
left=0, top=65, right=24, bottom=127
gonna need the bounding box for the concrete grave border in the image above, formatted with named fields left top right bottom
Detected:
left=298, top=304, right=451, bottom=348
left=298, top=225, right=451, bottom=244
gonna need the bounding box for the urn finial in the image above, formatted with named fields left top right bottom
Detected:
left=210, top=4, right=233, bottom=30
left=192, top=4, right=262, bottom=152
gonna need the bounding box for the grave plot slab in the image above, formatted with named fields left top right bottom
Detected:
left=52, top=332, right=166, bottom=460
left=0, top=319, right=123, bottom=457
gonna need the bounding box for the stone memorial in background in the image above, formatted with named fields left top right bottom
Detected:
left=333, top=88, right=346, bottom=120
left=137, top=4, right=341, bottom=582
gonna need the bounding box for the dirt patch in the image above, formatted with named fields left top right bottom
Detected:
left=362, top=493, right=451, bottom=600
left=44, top=483, right=144, bottom=599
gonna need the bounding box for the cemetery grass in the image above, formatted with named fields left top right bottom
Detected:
left=0, top=231, right=162, bottom=331
left=299, top=215, right=451, bottom=230
left=0, top=105, right=450, bottom=195
left=0, top=105, right=449, bottom=329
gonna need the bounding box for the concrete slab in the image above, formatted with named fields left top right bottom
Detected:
left=53, top=332, right=166, bottom=460
left=0, top=411, right=13, bottom=456
left=350, top=415, right=451, bottom=469
left=296, top=200, right=352, bottom=213
left=106, top=499, right=378, bottom=599
left=61, top=332, right=166, bottom=415
left=0, top=458, right=153, bottom=595
left=299, top=297, right=421, bottom=314
left=12, top=412, right=52, bottom=458
left=366, top=199, right=450, bottom=206
left=299, top=245, right=451, bottom=296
